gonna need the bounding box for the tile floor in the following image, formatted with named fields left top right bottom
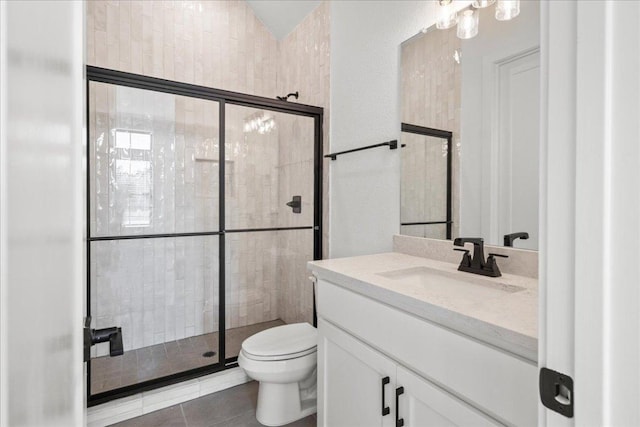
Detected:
left=92, top=320, right=285, bottom=394
left=110, top=381, right=316, bottom=427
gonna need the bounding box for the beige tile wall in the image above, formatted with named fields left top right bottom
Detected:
left=224, top=105, right=281, bottom=230
left=223, top=105, right=281, bottom=331
left=87, top=0, right=279, bottom=97
left=274, top=113, right=315, bottom=325
left=87, top=1, right=330, bottom=344
left=275, top=1, right=330, bottom=325
left=225, top=232, right=279, bottom=329
left=401, top=26, right=460, bottom=239
left=277, top=0, right=331, bottom=261
left=400, top=132, right=449, bottom=239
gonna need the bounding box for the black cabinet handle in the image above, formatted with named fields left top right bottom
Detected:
left=381, top=376, right=390, bottom=416
left=396, top=386, right=405, bottom=427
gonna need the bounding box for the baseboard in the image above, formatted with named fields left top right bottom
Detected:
left=87, top=367, right=250, bottom=427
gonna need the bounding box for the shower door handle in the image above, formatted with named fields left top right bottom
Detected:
left=83, top=317, right=92, bottom=362
left=286, top=195, right=301, bottom=214
left=84, top=316, right=124, bottom=361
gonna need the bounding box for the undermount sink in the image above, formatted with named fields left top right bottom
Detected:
left=376, top=266, right=526, bottom=299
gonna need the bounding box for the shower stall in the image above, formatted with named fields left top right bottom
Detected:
left=86, top=67, right=322, bottom=404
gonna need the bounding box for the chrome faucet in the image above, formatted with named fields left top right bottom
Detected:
left=453, top=237, right=508, bottom=278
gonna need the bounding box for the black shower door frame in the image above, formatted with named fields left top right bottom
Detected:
left=86, top=66, right=323, bottom=406
left=400, top=123, right=453, bottom=240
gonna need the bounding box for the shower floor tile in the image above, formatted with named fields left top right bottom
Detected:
left=91, top=319, right=285, bottom=395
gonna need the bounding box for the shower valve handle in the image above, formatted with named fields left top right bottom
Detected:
left=286, top=195, right=302, bottom=214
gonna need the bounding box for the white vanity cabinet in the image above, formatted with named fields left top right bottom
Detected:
left=319, top=319, right=396, bottom=427
left=319, top=319, right=500, bottom=427
left=316, top=278, right=538, bottom=427
left=395, top=365, right=500, bottom=427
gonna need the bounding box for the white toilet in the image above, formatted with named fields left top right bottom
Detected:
left=238, top=323, right=318, bottom=426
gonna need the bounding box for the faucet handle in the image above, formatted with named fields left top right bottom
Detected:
left=485, top=253, right=508, bottom=277
left=488, top=253, right=509, bottom=259
left=453, top=237, right=484, bottom=247
left=454, top=248, right=472, bottom=268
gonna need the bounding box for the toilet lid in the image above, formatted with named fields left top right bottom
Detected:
left=241, top=323, right=317, bottom=360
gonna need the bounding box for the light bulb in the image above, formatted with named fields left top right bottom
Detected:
left=453, top=49, right=461, bottom=64
left=495, top=0, right=520, bottom=21
left=457, top=9, right=479, bottom=39
left=471, top=0, right=495, bottom=8
left=435, top=0, right=458, bottom=30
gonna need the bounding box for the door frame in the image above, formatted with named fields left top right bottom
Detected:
left=0, top=1, right=85, bottom=424
left=539, top=1, right=640, bottom=424
left=85, top=66, right=324, bottom=406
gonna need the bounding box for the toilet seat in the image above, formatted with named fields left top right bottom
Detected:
left=242, top=346, right=316, bottom=362
left=241, top=323, right=317, bottom=362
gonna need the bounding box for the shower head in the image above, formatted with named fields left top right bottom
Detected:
left=277, top=91, right=299, bottom=102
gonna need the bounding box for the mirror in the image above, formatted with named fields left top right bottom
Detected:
left=400, top=124, right=452, bottom=240
left=400, top=1, right=540, bottom=250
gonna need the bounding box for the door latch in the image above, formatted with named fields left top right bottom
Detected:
left=540, top=367, right=574, bottom=418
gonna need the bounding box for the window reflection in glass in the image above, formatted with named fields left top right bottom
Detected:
left=114, top=129, right=152, bottom=228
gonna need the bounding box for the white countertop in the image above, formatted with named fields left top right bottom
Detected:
left=308, top=252, right=538, bottom=361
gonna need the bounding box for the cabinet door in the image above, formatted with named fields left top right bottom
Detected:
left=318, top=319, right=396, bottom=427
left=396, top=366, right=502, bottom=427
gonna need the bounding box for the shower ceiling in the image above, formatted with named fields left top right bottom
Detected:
left=245, top=0, right=321, bottom=40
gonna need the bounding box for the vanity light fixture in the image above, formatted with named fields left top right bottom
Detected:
left=435, top=0, right=458, bottom=29
left=495, top=0, right=520, bottom=21
left=434, top=0, right=520, bottom=39
left=471, top=0, right=495, bottom=8
left=457, top=9, right=479, bottom=39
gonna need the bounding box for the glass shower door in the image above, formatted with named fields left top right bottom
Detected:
left=223, top=104, right=316, bottom=361
left=86, top=67, right=323, bottom=403
left=88, top=82, right=222, bottom=396
left=400, top=125, right=453, bottom=240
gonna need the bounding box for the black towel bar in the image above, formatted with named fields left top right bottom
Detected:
left=324, top=140, right=398, bottom=160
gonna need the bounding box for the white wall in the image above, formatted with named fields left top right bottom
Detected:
left=329, top=1, right=432, bottom=258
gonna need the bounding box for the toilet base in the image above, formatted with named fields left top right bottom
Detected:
left=256, top=382, right=317, bottom=427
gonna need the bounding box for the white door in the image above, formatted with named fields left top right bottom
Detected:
left=318, top=319, right=396, bottom=427
left=540, top=1, right=640, bottom=425
left=495, top=50, right=540, bottom=250
left=0, top=1, right=84, bottom=425
left=395, top=366, right=500, bottom=427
